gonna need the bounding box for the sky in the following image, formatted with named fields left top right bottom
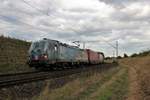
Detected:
left=0, top=0, right=150, bottom=56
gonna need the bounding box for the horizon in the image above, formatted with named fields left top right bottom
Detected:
left=1, top=35, right=149, bottom=57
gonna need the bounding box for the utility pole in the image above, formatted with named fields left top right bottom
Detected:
left=83, top=42, right=85, bottom=49
left=113, top=50, right=115, bottom=62
left=116, top=41, right=118, bottom=58
left=103, top=40, right=119, bottom=62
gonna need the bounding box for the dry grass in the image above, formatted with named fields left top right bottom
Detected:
left=87, top=67, right=128, bottom=100
left=33, top=66, right=120, bottom=100
left=120, top=56, right=150, bottom=100
left=0, top=36, right=31, bottom=73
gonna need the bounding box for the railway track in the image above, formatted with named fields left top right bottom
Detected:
left=0, top=63, right=118, bottom=88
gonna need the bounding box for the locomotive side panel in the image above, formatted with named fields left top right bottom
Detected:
left=58, top=44, right=80, bottom=63
left=81, top=49, right=89, bottom=63
left=47, top=41, right=59, bottom=63
left=57, top=44, right=88, bottom=64
left=76, top=49, right=88, bottom=63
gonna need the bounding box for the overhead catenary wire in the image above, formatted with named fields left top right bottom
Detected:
left=72, top=38, right=119, bottom=58
left=1, top=0, right=46, bottom=29
left=0, top=14, right=51, bottom=40
left=22, top=0, right=49, bottom=15
left=0, top=0, right=54, bottom=38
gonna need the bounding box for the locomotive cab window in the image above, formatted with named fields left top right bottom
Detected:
left=29, top=41, right=46, bottom=53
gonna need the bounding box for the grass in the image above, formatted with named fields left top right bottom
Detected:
left=32, top=64, right=129, bottom=100
left=91, top=67, right=128, bottom=100
left=0, top=36, right=31, bottom=73
left=33, top=66, right=122, bottom=100
left=72, top=68, right=120, bottom=100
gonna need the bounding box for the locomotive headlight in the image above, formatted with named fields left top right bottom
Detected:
left=44, top=55, right=48, bottom=59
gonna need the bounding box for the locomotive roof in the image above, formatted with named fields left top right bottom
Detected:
left=42, top=38, right=79, bottom=49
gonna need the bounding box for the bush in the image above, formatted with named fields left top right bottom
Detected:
left=131, top=50, right=150, bottom=57
left=124, top=53, right=128, bottom=58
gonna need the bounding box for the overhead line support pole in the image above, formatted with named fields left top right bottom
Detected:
left=116, top=41, right=118, bottom=58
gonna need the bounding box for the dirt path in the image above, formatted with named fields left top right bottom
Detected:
left=127, top=65, right=142, bottom=100
left=120, top=56, right=150, bottom=100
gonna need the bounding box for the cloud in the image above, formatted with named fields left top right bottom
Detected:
left=0, top=0, right=150, bottom=56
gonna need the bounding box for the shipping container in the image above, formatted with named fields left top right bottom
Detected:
left=86, top=49, right=104, bottom=64
left=98, top=52, right=104, bottom=63
left=86, top=49, right=100, bottom=64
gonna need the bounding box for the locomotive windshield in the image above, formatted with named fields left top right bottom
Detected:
left=29, top=41, right=47, bottom=54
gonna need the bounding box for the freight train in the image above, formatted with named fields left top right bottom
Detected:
left=27, top=38, right=104, bottom=69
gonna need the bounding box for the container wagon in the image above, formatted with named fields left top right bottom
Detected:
left=98, top=52, right=105, bottom=63
left=86, top=49, right=104, bottom=64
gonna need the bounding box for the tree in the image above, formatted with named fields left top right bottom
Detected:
left=117, top=56, right=122, bottom=59
left=124, top=53, right=128, bottom=58
left=131, top=53, right=138, bottom=57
